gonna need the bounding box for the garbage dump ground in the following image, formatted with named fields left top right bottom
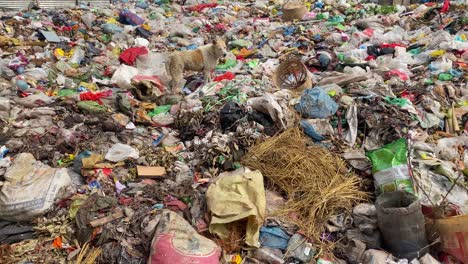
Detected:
left=0, top=0, right=467, bottom=263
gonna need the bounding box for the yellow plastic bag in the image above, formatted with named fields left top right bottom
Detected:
left=430, top=50, right=446, bottom=57
left=206, top=168, right=266, bottom=248
left=106, top=17, right=118, bottom=24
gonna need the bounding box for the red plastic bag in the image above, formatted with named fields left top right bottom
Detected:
left=213, top=71, right=235, bottom=82
left=385, top=69, right=409, bottom=81
left=79, top=90, right=113, bottom=105
left=119, top=46, right=149, bottom=66
left=187, top=3, right=217, bottom=12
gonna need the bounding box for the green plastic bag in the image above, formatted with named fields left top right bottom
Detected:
left=367, top=138, right=414, bottom=194
left=77, top=101, right=107, bottom=113
left=216, top=59, right=237, bottom=70
left=385, top=97, right=410, bottom=107
left=148, top=105, right=171, bottom=117
left=58, top=89, right=77, bottom=97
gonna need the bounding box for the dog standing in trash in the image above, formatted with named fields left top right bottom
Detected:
left=166, top=38, right=227, bottom=93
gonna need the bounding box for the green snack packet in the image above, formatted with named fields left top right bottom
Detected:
left=367, top=138, right=414, bottom=194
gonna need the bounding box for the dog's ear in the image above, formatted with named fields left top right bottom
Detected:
left=212, top=39, right=217, bottom=45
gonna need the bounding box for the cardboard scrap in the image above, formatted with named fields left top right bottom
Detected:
left=39, top=30, right=61, bottom=43
left=137, top=166, right=166, bottom=177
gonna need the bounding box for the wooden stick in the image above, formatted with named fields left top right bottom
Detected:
left=90, top=209, right=124, bottom=227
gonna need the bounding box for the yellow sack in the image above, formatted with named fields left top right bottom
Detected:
left=206, top=169, right=266, bottom=248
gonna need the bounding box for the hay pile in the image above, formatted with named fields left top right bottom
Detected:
left=242, top=127, right=368, bottom=248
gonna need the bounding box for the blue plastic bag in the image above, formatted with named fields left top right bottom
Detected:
left=295, top=87, right=338, bottom=118
left=101, top=23, right=124, bottom=34
left=119, top=9, right=145, bottom=26
left=259, top=226, right=291, bottom=250
left=300, top=120, right=326, bottom=141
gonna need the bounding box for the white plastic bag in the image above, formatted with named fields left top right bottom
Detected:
left=429, top=56, right=452, bottom=74
left=111, top=64, right=139, bottom=89
left=0, top=153, right=72, bottom=221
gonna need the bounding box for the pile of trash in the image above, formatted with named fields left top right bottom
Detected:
left=0, top=0, right=467, bottom=263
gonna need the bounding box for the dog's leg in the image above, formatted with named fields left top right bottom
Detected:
left=172, top=68, right=183, bottom=94
left=203, top=69, right=211, bottom=83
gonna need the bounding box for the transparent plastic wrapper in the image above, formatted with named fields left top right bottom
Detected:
left=69, top=47, right=85, bottom=65
left=112, top=33, right=135, bottom=49
left=135, top=52, right=169, bottom=83
left=15, top=93, right=53, bottom=108
left=367, top=138, right=414, bottom=194
left=105, top=143, right=140, bottom=162
left=81, top=12, right=95, bottom=29
left=435, top=136, right=468, bottom=161
left=406, top=26, right=432, bottom=41
left=344, top=48, right=368, bottom=62
left=439, top=32, right=468, bottom=50
left=0, top=59, right=16, bottom=79
left=349, top=32, right=370, bottom=47
left=370, top=27, right=406, bottom=45
left=425, top=30, right=452, bottom=49
left=168, top=23, right=193, bottom=37
left=21, top=68, right=48, bottom=80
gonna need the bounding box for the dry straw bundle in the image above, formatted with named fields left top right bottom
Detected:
left=242, top=127, right=368, bottom=249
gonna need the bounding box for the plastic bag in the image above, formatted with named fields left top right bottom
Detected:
left=367, top=138, right=414, bottom=194
left=81, top=13, right=95, bottom=29
left=435, top=215, right=468, bottom=263
left=111, top=64, right=139, bottom=89
left=105, top=143, right=139, bottom=162
left=22, top=68, right=48, bottom=80
left=101, top=23, right=124, bottom=34
left=69, top=47, right=85, bottom=65
left=148, top=210, right=221, bottom=264
left=428, top=56, right=452, bottom=74
left=77, top=101, right=107, bottom=113
left=206, top=169, right=266, bottom=248
left=259, top=226, right=291, bottom=250
left=119, top=9, right=144, bottom=26
left=248, top=93, right=288, bottom=130
left=16, top=93, right=53, bottom=108
left=0, top=153, right=72, bottom=221
left=295, top=87, right=338, bottom=119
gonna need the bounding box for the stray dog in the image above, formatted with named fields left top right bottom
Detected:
left=166, top=38, right=227, bottom=93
